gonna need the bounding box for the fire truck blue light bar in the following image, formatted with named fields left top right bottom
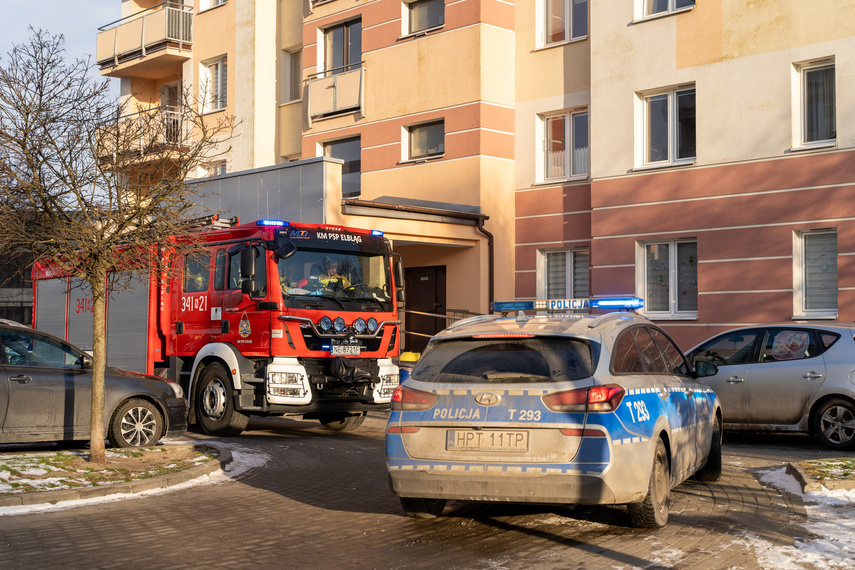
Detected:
left=257, top=220, right=289, bottom=227
left=371, top=230, right=384, bottom=236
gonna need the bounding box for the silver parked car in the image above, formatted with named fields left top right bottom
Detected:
left=387, top=307, right=722, bottom=528
left=686, top=323, right=855, bottom=450
left=0, top=322, right=187, bottom=447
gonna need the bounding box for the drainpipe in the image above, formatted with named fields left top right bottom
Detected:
left=341, top=198, right=495, bottom=307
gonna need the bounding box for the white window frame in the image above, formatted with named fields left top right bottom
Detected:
left=636, top=239, right=698, bottom=319
left=537, top=248, right=590, bottom=301
left=792, top=59, right=836, bottom=150
left=638, top=85, right=695, bottom=168
left=539, top=109, right=589, bottom=182
left=201, top=56, right=227, bottom=113
left=793, top=229, right=838, bottom=319
left=200, top=0, right=227, bottom=12
left=281, top=49, right=302, bottom=104
left=402, top=0, right=445, bottom=36
left=635, top=0, right=695, bottom=20
left=537, top=0, right=588, bottom=48
left=402, top=120, right=445, bottom=161
left=206, top=161, right=227, bottom=177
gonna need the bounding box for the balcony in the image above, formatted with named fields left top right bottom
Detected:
left=307, top=64, right=364, bottom=120
left=96, top=2, right=193, bottom=79
left=97, top=106, right=190, bottom=165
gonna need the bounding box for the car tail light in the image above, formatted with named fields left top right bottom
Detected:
left=386, top=426, right=421, bottom=434
left=542, top=384, right=625, bottom=412
left=390, top=385, right=438, bottom=411
left=559, top=428, right=606, bottom=437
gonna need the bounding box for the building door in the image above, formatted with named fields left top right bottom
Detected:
left=404, top=266, right=446, bottom=353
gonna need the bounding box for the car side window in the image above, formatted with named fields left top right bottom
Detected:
left=691, top=331, right=760, bottom=367
left=0, top=332, right=80, bottom=367
left=649, top=327, right=690, bottom=376
left=760, top=329, right=818, bottom=362
left=612, top=330, right=644, bottom=374
left=632, top=327, right=669, bottom=373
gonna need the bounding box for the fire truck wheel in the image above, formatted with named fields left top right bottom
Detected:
left=108, top=399, right=164, bottom=448
left=319, top=413, right=366, bottom=431
left=196, top=363, right=249, bottom=436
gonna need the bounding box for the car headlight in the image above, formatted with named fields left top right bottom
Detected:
left=166, top=381, right=184, bottom=399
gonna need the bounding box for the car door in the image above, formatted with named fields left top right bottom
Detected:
left=0, top=330, right=92, bottom=441
left=744, top=328, right=827, bottom=425
left=688, top=330, right=760, bottom=423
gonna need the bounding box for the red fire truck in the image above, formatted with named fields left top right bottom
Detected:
left=32, top=218, right=403, bottom=436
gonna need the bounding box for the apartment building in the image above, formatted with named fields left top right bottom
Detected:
left=95, top=0, right=515, bottom=351
left=515, top=0, right=855, bottom=349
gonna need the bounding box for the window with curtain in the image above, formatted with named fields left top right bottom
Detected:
left=797, top=230, right=837, bottom=316
left=544, top=0, right=587, bottom=46
left=408, top=0, right=444, bottom=34
left=802, top=63, right=836, bottom=144
left=408, top=121, right=445, bottom=159
left=202, top=56, right=227, bottom=113
left=542, top=110, right=588, bottom=180
left=639, top=240, right=697, bottom=317
left=544, top=249, right=590, bottom=301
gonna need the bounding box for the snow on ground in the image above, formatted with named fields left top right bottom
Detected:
left=750, top=467, right=855, bottom=569
left=0, top=444, right=270, bottom=517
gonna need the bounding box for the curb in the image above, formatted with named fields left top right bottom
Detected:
left=787, top=460, right=855, bottom=493
left=0, top=444, right=232, bottom=508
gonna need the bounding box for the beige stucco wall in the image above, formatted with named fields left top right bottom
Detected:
left=590, top=0, right=855, bottom=179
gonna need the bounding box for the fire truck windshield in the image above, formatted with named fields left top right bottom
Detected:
left=278, top=250, right=393, bottom=307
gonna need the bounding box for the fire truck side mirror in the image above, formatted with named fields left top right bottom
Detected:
left=394, top=259, right=405, bottom=310
left=240, top=247, right=257, bottom=279
left=241, top=279, right=259, bottom=296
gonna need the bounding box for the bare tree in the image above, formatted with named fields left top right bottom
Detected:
left=0, top=29, right=236, bottom=464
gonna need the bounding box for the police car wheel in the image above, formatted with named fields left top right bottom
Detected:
left=400, top=497, right=448, bottom=519
left=195, top=363, right=249, bottom=437
left=627, top=438, right=670, bottom=528
left=695, top=415, right=723, bottom=482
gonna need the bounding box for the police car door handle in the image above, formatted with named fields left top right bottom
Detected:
left=803, top=372, right=824, bottom=380
left=726, top=376, right=744, bottom=383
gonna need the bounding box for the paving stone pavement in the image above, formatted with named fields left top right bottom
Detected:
left=0, top=413, right=832, bottom=569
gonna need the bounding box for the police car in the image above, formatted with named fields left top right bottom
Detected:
left=386, top=298, right=722, bottom=528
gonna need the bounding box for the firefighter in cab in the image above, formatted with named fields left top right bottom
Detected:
left=319, top=257, right=351, bottom=291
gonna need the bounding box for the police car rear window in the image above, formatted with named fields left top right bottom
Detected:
left=411, top=338, right=594, bottom=383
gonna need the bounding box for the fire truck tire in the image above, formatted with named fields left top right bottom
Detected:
left=108, top=399, right=164, bottom=448
left=195, top=363, right=249, bottom=436
left=319, top=413, right=366, bottom=431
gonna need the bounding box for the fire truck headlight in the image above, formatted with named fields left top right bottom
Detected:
left=319, top=316, right=333, bottom=332
left=334, top=317, right=346, bottom=332
left=367, top=318, right=378, bottom=333
left=353, top=318, right=366, bottom=333
left=269, top=372, right=302, bottom=385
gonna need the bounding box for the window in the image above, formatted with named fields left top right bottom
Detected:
left=407, top=121, right=445, bottom=160
left=643, top=87, right=695, bottom=165
left=183, top=253, right=211, bottom=293
left=638, top=240, right=697, bottom=318
left=324, top=20, right=362, bottom=75
left=541, top=249, right=589, bottom=301
left=407, top=0, right=444, bottom=34
left=543, top=0, right=587, bottom=45
left=281, top=49, right=302, bottom=103
left=324, top=137, right=361, bottom=197
left=201, top=56, right=227, bottom=112
left=229, top=246, right=266, bottom=296
left=794, top=230, right=837, bottom=317
left=542, top=110, right=588, bottom=180
left=202, top=0, right=227, bottom=9
left=799, top=62, right=836, bottom=146
left=206, top=161, right=226, bottom=177
left=644, top=0, right=694, bottom=17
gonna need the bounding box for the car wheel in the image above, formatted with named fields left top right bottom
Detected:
left=319, top=413, right=366, bottom=431
left=108, top=399, right=163, bottom=448
left=627, top=438, right=670, bottom=528
left=195, top=363, right=249, bottom=436
left=695, top=414, right=723, bottom=482
left=400, top=497, right=448, bottom=519
left=813, top=398, right=855, bottom=450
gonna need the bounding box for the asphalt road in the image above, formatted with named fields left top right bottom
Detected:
left=0, top=412, right=836, bottom=569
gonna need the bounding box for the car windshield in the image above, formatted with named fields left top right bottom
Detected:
left=278, top=250, right=392, bottom=304
left=411, top=337, right=594, bottom=383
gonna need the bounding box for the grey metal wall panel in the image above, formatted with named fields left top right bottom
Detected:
left=106, top=276, right=150, bottom=373
left=238, top=173, right=260, bottom=221
left=66, top=278, right=94, bottom=351
left=35, top=279, right=69, bottom=339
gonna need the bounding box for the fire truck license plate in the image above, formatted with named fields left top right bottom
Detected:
left=331, top=345, right=362, bottom=355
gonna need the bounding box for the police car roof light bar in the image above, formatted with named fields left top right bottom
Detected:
left=491, top=297, right=644, bottom=314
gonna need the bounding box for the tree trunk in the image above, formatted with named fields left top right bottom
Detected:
left=88, top=274, right=108, bottom=465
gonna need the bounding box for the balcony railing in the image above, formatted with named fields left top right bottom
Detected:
left=98, top=105, right=190, bottom=160
left=97, top=2, right=192, bottom=69
left=307, top=63, right=364, bottom=120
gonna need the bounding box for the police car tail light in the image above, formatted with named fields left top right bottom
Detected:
left=542, top=384, right=625, bottom=412
left=386, top=426, right=421, bottom=434
left=559, top=428, right=606, bottom=437
left=390, top=385, right=438, bottom=411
